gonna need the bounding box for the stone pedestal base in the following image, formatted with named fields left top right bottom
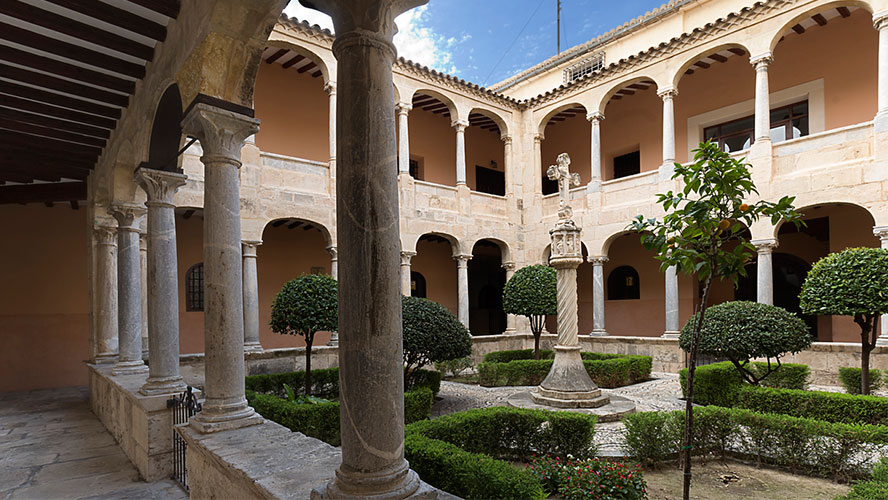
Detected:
left=190, top=405, right=263, bottom=434
left=112, top=361, right=149, bottom=376
left=535, top=345, right=611, bottom=408
left=662, top=331, right=680, bottom=340
left=139, top=375, right=186, bottom=397
left=877, top=335, right=888, bottom=347
left=94, top=353, right=117, bottom=364
left=532, top=387, right=611, bottom=408
left=589, top=329, right=608, bottom=337
left=311, top=466, right=439, bottom=500
left=509, top=392, right=636, bottom=423
left=243, top=342, right=263, bottom=353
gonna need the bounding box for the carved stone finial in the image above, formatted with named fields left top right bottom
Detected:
left=546, top=152, right=581, bottom=220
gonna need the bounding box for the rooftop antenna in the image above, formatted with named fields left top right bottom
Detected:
left=557, top=0, right=562, bottom=54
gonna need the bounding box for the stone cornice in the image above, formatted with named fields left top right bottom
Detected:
left=526, top=0, right=791, bottom=108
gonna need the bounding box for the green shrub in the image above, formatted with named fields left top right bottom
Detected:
left=481, top=349, right=624, bottom=364
left=404, top=387, right=435, bottom=424
left=840, top=367, right=885, bottom=395
left=837, top=458, right=888, bottom=500
left=405, top=407, right=597, bottom=499
left=678, top=361, right=809, bottom=406
left=435, top=356, right=473, bottom=377
left=736, top=385, right=888, bottom=426
left=757, top=362, right=810, bottom=390
left=478, top=353, right=651, bottom=388
left=246, top=367, right=441, bottom=399
left=502, top=265, right=557, bottom=359
left=402, top=296, right=472, bottom=390
left=622, top=410, right=683, bottom=467
left=529, top=455, right=647, bottom=500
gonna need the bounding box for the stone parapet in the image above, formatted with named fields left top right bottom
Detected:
left=179, top=345, right=340, bottom=379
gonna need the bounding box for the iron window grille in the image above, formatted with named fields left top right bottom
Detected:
left=563, top=52, right=605, bottom=83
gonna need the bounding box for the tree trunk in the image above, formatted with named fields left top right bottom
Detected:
left=856, top=314, right=875, bottom=396
left=531, top=315, right=541, bottom=360
left=683, top=274, right=713, bottom=500
left=305, top=334, right=314, bottom=397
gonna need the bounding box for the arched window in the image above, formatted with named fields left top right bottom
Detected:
left=410, top=271, right=426, bottom=298
left=186, top=263, right=204, bottom=312
left=607, top=266, right=640, bottom=300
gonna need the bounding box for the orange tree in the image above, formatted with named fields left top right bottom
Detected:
left=629, top=140, right=800, bottom=500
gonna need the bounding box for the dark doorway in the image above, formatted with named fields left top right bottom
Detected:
left=469, top=240, right=507, bottom=335
left=410, top=271, right=427, bottom=298
left=475, top=166, right=505, bottom=196
left=736, top=252, right=817, bottom=338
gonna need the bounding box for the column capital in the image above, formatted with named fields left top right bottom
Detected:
left=135, top=167, right=187, bottom=207
left=326, top=245, right=338, bottom=259
left=586, top=111, right=605, bottom=122
left=534, top=132, right=545, bottom=144
left=751, top=238, right=779, bottom=252
left=453, top=253, right=472, bottom=266
left=451, top=119, right=469, bottom=132
left=501, top=134, right=512, bottom=145
left=396, top=101, right=412, bottom=115
left=302, top=0, right=427, bottom=43
left=750, top=52, right=773, bottom=69
left=657, top=87, right=678, bottom=100
left=400, top=250, right=416, bottom=265
left=324, top=81, right=336, bottom=95
left=139, top=230, right=148, bottom=250
left=874, top=225, right=888, bottom=242
left=181, top=102, right=260, bottom=165
left=94, top=221, right=117, bottom=246
left=874, top=10, right=888, bottom=30
left=110, top=203, right=146, bottom=232
left=588, top=255, right=609, bottom=265
left=242, top=240, right=262, bottom=257
left=501, top=261, right=516, bottom=271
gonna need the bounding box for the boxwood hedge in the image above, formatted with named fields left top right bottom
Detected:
left=678, top=360, right=809, bottom=407
left=478, top=349, right=651, bottom=388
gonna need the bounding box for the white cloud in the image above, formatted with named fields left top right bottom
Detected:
left=282, top=3, right=462, bottom=76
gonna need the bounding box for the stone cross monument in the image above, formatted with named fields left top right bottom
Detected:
left=533, top=153, right=610, bottom=408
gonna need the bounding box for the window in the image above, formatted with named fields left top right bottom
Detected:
left=613, top=150, right=640, bottom=179
left=704, top=100, right=809, bottom=153
left=410, top=271, right=426, bottom=298
left=542, top=175, right=558, bottom=195
left=185, top=263, right=204, bottom=312
left=563, top=52, right=605, bottom=83
left=607, top=266, right=640, bottom=300
left=396, top=157, right=422, bottom=180
left=475, top=165, right=505, bottom=196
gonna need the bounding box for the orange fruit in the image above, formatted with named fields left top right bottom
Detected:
left=718, top=219, right=731, bottom=230
left=739, top=203, right=749, bottom=212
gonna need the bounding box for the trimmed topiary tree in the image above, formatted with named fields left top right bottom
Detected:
left=678, top=301, right=811, bottom=385
left=402, top=296, right=472, bottom=390
left=270, top=274, right=338, bottom=396
left=502, top=264, right=556, bottom=360
left=800, top=247, right=888, bottom=395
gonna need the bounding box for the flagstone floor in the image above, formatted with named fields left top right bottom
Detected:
left=0, top=387, right=186, bottom=500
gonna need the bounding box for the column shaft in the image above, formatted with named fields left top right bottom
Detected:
left=753, top=238, right=777, bottom=306
left=588, top=112, right=603, bottom=184
left=326, top=83, right=337, bottom=177
left=136, top=167, right=187, bottom=395
left=590, top=257, right=607, bottom=335
left=877, top=15, right=888, bottom=116
left=454, top=120, right=468, bottom=185
left=752, top=54, right=773, bottom=141
left=874, top=226, right=888, bottom=346
left=183, top=104, right=261, bottom=432
left=502, top=135, right=513, bottom=196
left=112, top=205, right=148, bottom=375
left=140, top=231, right=149, bottom=359
left=658, top=88, right=677, bottom=165
left=534, top=133, right=543, bottom=194
left=400, top=251, right=415, bottom=296
left=243, top=241, right=262, bottom=352
left=664, top=265, right=680, bottom=337
left=503, top=262, right=517, bottom=333
left=455, top=254, right=471, bottom=328
left=397, top=104, right=411, bottom=174
left=327, top=245, right=339, bottom=280
left=94, top=223, right=118, bottom=363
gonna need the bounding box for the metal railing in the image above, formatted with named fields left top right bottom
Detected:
left=167, top=386, right=202, bottom=491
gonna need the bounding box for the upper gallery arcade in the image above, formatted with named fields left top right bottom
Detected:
left=3, top=0, right=888, bottom=393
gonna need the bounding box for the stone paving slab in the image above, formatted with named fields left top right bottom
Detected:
left=0, top=386, right=186, bottom=500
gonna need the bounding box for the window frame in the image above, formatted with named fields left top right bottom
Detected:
left=185, top=263, right=204, bottom=312
left=703, top=100, right=809, bottom=153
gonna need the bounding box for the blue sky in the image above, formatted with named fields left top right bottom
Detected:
left=284, top=0, right=668, bottom=87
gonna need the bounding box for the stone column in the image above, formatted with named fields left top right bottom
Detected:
left=453, top=119, right=469, bottom=186
left=587, top=112, right=604, bottom=187
left=589, top=256, right=608, bottom=335
left=400, top=251, right=415, bottom=296
left=454, top=254, right=472, bottom=328
left=752, top=238, right=778, bottom=305
left=658, top=87, right=678, bottom=166
left=242, top=240, right=263, bottom=353
left=533, top=133, right=544, bottom=194
left=135, top=167, right=188, bottom=396
left=876, top=13, right=888, bottom=119
left=326, top=245, right=339, bottom=280
left=874, top=226, right=888, bottom=346
left=664, top=264, right=680, bottom=338
left=94, top=221, right=118, bottom=364
left=326, top=82, right=337, bottom=177
left=303, top=1, right=430, bottom=497
left=751, top=53, right=773, bottom=142
left=502, top=261, right=517, bottom=334
left=502, top=134, right=513, bottom=196
left=397, top=102, right=411, bottom=174
left=139, top=230, right=149, bottom=359
left=111, top=204, right=149, bottom=375
left=183, top=103, right=262, bottom=433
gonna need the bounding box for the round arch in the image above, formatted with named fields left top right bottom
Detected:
left=408, top=88, right=459, bottom=118
left=537, top=102, right=588, bottom=135
left=261, top=217, right=334, bottom=247
left=411, top=231, right=462, bottom=255
left=767, top=1, right=875, bottom=53
left=670, top=42, right=753, bottom=89
left=772, top=201, right=876, bottom=238
left=264, top=41, right=333, bottom=84
left=595, top=75, right=660, bottom=114
left=467, top=106, right=509, bottom=136
left=469, top=237, right=512, bottom=263
left=145, top=83, right=183, bottom=172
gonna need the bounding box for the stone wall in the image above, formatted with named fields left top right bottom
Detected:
left=179, top=345, right=340, bottom=382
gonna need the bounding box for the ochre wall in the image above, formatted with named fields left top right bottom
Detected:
left=601, top=85, right=663, bottom=178
left=176, top=213, right=205, bottom=354
left=253, top=62, right=329, bottom=162
left=412, top=238, right=458, bottom=316
left=542, top=112, right=591, bottom=185
left=465, top=124, right=505, bottom=191
left=408, top=107, right=456, bottom=185
left=602, top=234, right=666, bottom=337
left=0, top=205, right=89, bottom=392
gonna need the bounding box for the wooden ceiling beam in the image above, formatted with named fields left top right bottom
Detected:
left=727, top=48, right=746, bottom=56
left=0, top=152, right=93, bottom=171
left=628, top=83, right=649, bottom=90
left=272, top=219, right=288, bottom=227
left=0, top=162, right=88, bottom=181
left=0, top=181, right=88, bottom=204
left=0, top=45, right=135, bottom=94
left=127, top=0, right=180, bottom=18
left=694, top=60, right=711, bottom=69
left=812, top=13, right=828, bottom=26
left=0, top=62, right=129, bottom=107
left=432, top=108, right=449, bottom=114
left=837, top=6, right=851, bottom=18
left=297, top=62, right=317, bottom=74
left=182, top=209, right=195, bottom=220
left=0, top=118, right=106, bottom=148
left=0, top=106, right=110, bottom=139
left=282, top=55, right=305, bottom=69
left=0, top=21, right=145, bottom=79
left=709, top=53, right=728, bottom=63
left=0, top=1, right=153, bottom=60
left=791, top=24, right=805, bottom=34
left=0, top=129, right=101, bottom=157
left=0, top=80, right=120, bottom=119
left=311, top=70, right=322, bottom=78
left=265, top=48, right=289, bottom=64
left=0, top=172, right=34, bottom=184
left=287, top=220, right=303, bottom=229
left=0, top=94, right=116, bottom=130
left=423, top=103, right=448, bottom=111
left=42, top=0, right=167, bottom=41
left=0, top=142, right=97, bottom=166
left=618, top=89, right=636, bottom=95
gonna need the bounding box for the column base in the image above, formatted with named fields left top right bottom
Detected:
left=586, top=179, right=601, bottom=193
left=503, top=328, right=517, bottom=335
left=94, top=353, right=118, bottom=364
left=312, top=460, right=436, bottom=500
left=139, top=376, right=186, bottom=396
left=112, top=360, right=149, bottom=376
left=537, top=345, right=603, bottom=406
left=531, top=388, right=611, bottom=409
left=243, top=342, right=263, bottom=353
left=874, top=111, right=888, bottom=132
left=876, top=335, right=888, bottom=347
left=141, top=349, right=149, bottom=361
left=589, top=329, right=608, bottom=336
left=190, top=401, right=263, bottom=434
left=662, top=331, right=680, bottom=339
